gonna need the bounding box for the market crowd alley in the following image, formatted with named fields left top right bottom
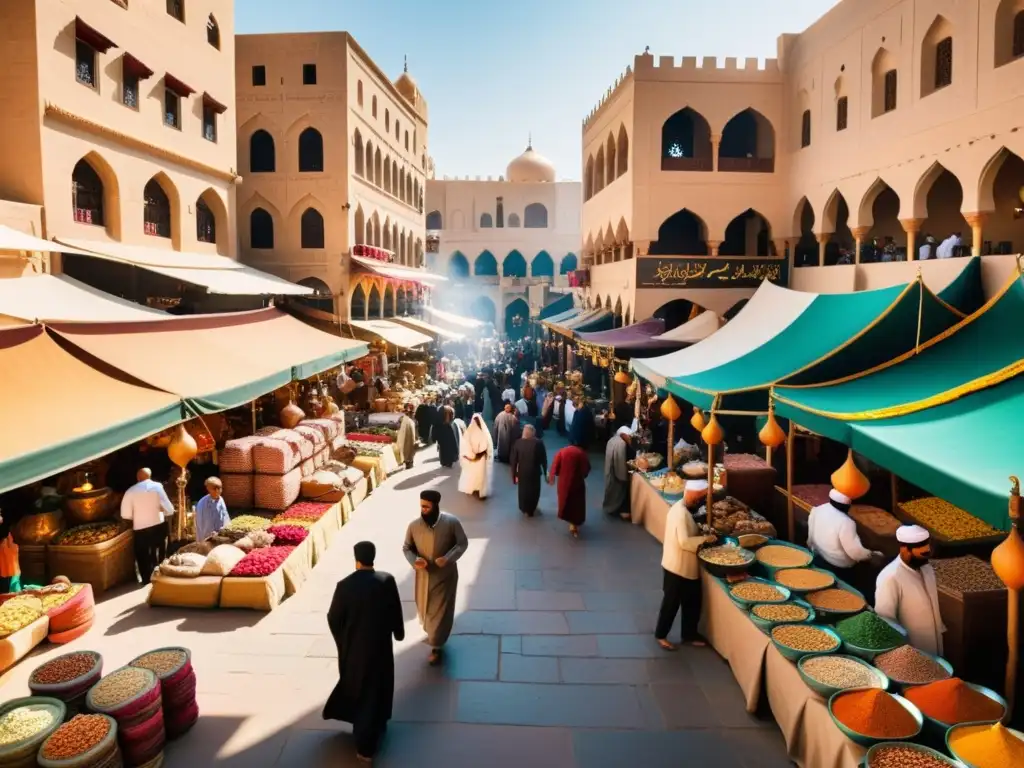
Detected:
left=1, top=434, right=793, bottom=767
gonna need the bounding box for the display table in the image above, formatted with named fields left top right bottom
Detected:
left=352, top=456, right=386, bottom=486
left=629, top=473, right=671, bottom=542
left=723, top=453, right=777, bottom=514
left=148, top=574, right=223, bottom=609
left=281, top=537, right=314, bottom=596
left=220, top=566, right=287, bottom=611
left=47, top=529, right=135, bottom=594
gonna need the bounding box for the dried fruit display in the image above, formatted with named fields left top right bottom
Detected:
left=53, top=522, right=123, bottom=546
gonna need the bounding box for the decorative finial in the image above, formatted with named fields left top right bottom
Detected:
left=404, top=55, right=408, bottom=73
left=527, top=132, right=532, bottom=150
left=644, top=45, right=650, bottom=54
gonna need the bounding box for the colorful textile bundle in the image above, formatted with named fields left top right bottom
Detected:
left=276, top=502, right=331, bottom=522
left=218, top=436, right=263, bottom=473
left=86, top=667, right=165, bottom=766
left=252, top=429, right=310, bottom=473
left=264, top=525, right=309, bottom=546
left=298, top=418, right=341, bottom=443
left=253, top=468, right=302, bottom=511
left=228, top=546, right=295, bottom=578
left=129, top=649, right=198, bottom=740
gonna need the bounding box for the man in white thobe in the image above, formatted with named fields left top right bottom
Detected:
left=875, top=525, right=945, bottom=655
left=458, top=414, right=493, bottom=499
left=121, top=468, right=174, bottom=585
left=806, top=488, right=883, bottom=600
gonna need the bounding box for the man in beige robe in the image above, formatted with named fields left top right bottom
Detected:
left=402, top=490, right=469, bottom=665
left=397, top=404, right=418, bottom=469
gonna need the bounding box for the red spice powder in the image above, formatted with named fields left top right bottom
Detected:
left=904, top=678, right=1005, bottom=724
left=831, top=689, right=919, bottom=738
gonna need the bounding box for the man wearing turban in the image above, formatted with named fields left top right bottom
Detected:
left=403, top=490, right=469, bottom=665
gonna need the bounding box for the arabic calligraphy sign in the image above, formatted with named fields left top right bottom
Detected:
left=636, top=258, right=785, bottom=289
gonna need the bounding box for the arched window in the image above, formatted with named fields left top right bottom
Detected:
left=934, top=37, right=953, bottom=90
left=531, top=251, right=554, bottom=277
left=372, top=95, right=377, bottom=118
left=480, top=213, right=493, bottom=228
left=921, top=16, right=954, bottom=97
left=298, top=128, right=324, bottom=172
left=143, top=180, right=171, bottom=238
left=196, top=198, right=216, bottom=243
left=357, top=80, right=363, bottom=107
left=800, top=110, right=811, bottom=148
left=301, top=208, right=325, bottom=248
left=449, top=252, right=470, bottom=278
left=354, top=130, right=364, bottom=176
left=872, top=48, right=899, bottom=117
left=503, top=250, right=527, bottom=278
left=426, top=210, right=442, bottom=230
left=250, top=130, right=275, bottom=173
left=836, top=96, right=848, bottom=131
left=474, top=250, right=498, bottom=276
left=396, top=120, right=401, bottom=140
left=71, top=159, right=104, bottom=226
left=385, top=109, right=390, bottom=132
left=616, top=125, right=628, bottom=176
left=524, top=203, right=548, bottom=228
left=508, top=213, right=520, bottom=227
left=404, top=131, right=409, bottom=150
left=206, top=15, right=220, bottom=49
left=560, top=253, right=578, bottom=274
left=250, top=208, right=274, bottom=249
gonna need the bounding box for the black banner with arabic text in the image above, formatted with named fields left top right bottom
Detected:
left=636, top=258, right=785, bottom=289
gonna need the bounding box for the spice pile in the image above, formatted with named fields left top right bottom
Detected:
left=873, top=646, right=951, bottom=685
left=229, top=546, right=295, bottom=577
left=87, top=666, right=165, bottom=766
left=265, top=524, right=309, bottom=546
left=830, top=689, right=919, bottom=738
left=806, top=587, right=866, bottom=613
left=730, top=582, right=786, bottom=603
left=900, top=497, right=1000, bottom=541
left=771, top=624, right=839, bottom=653
left=31, top=652, right=97, bottom=686
left=130, top=648, right=198, bottom=739
left=867, top=745, right=954, bottom=768
left=850, top=507, right=901, bottom=537
left=775, top=568, right=834, bottom=591
left=751, top=604, right=809, bottom=622
left=53, top=522, right=123, bottom=546
left=836, top=612, right=904, bottom=650
left=801, top=656, right=883, bottom=691
left=699, top=545, right=753, bottom=566
left=40, top=714, right=115, bottom=762
left=948, top=722, right=1024, bottom=768
left=29, top=652, right=103, bottom=718
left=737, top=534, right=768, bottom=548
left=932, top=556, right=1005, bottom=593
left=274, top=501, right=332, bottom=522
left=224, top=515, right=273, bottom=534
left=755, top=545, right=812, bottom=568
left=0, top=595, right=43, bottom=639
left=904, top=678, right=1005, bottom=724
left=0, top=704, right=57, bottom=746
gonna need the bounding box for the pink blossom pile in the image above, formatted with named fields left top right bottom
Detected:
left=228, top=545, right=295, bottom=577
left=278, top=502, right=331, bottom=522
left=265, top=525, right=309, bottom=546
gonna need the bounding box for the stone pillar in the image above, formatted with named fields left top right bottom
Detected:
left=851, top=227, right=870, bottom=265
left=707, top=240, right=722, bottom=257
left=634, top=240, right=651, bottom=257
left=900, top=218, right=923, bottom=261
left=772, top=239, right=789, bottom=260
left=964, top=213, right=987, bottom=257
left=711, top=134, right=721, bottom=172
left=816, top=233, right=830, bottom=266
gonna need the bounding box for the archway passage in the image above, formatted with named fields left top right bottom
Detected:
left=649, top=209, right=708, bottom=255
left=470, top=295, right=496, bottom=326
left=368, top=284, right=382, bottom=318
left=350, top=283, right=367, bottom=321
left=297, top=277, right=333, bottom=313
left=823, top=192, right=854, bottom=266
left=861, top=181, right=903, bottom=262
left=448, top=252, right=470, bottom=279
left=719, top=209, right=771, bottom=256
left=475, top=251, right=498, bottom=276
left=653, top=298, right=695, bottom=333
left=560, top=253, right=578, bottom=274
left=981, top=148, right=1024, bottom=254
left=531, top=251, right=554, bottom=277
left=505, top=298, right=530, bottom=340
left=919, top=166, right=969, bottom=253
left=397, top=287, right=408, bottom=316
left=383, top=285, right=395, bottom=318
left=661, top=108, right=713, bottom=171
left=794, top=198, right=817, bottom=267
left=718, top=109, right=776, bottom=173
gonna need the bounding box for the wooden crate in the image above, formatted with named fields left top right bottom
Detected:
left=937, top=583, right=1012, bottom=691
left=17, top=544, right=48, bottom=585
left=47, top=529, right=135, bottom=594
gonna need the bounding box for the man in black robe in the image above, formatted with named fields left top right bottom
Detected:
left=510, top=424, right=547, bottom=517
left=414, top=399, right=437, bottom=446
left=435, top=405, right=459, bottom=468
left=322, top=541, right=405, bottom=762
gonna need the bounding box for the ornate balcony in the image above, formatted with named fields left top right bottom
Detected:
left=718, top=156, right=775, bottom=173
left=661, top=156, right=713, bottom=172
left=352, top=244, right=396, bottom=263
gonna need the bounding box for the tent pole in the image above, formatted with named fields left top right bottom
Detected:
left=1007, top=588, right=1019, bottom=717
left=890, top=472, right=899, bottom=514
left=706, top=441, right=714, bottom=529
left=786, top=420, right=795, bottom=542
left=251, top=400, right=257, bottom=434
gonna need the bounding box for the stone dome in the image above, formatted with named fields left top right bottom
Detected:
left=506, top=141, right=556, bottom=183
left=395, top=57, right=418, bottom=102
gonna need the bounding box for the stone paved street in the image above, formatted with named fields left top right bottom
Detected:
left=1, top=435, right=793, bottom=767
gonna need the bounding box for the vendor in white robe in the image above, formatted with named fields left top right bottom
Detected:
left=806, top=488, right=883, bottom=600
left=458, top=414, right=494, bottom=499
left=875, top=525, right=945, bottom=655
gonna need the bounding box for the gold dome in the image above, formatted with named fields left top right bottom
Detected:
left=507, top=139, right=556, bottom=183
left=396, top=56, right=418, bottom=102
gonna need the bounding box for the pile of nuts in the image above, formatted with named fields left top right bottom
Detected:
left=900, top=497, right=1000, bottom=542
left=54, top=522, right=122, bottom=546
left=40, top=714, right=111, bottom=760
left=771, top=624, right=839, bottom=653
left=40, top=583, right=84, bottom=611
left=801, top=655, right=882, bottom=690
left=0, top=705, right=57, bottom=746
left=756, top=545, right=812, bottom=568
left=31, top=652, right=97, bottom=686
left=806, top=587, right=866, bottom=613
left=751, top=604, right=810, bottom=622
left=131, top=649, right=186, bottom=678
left=775, top=568, right=834, bottom=591
left=730, top=582, right=786, bottom=603
left=89, top=667, right=152, bottom=709
left=699, top=545, right=753, bottom=566
left=932, top=556, right=1005, bottom=594
left=868, top=745, right=957, bottom=768
left=0, top=597, right=43, bottom=639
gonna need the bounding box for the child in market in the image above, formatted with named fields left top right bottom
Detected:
left=194, top=477, right=231, bottom=543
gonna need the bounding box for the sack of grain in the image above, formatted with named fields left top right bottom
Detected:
left=218, top=436, right=263, bottom=474
left=293, top=425, right=326, bottom=453
left=220, top=473, right=254, bottom=509
left=298, top=418, right=340, bottom=443
left=300, top=471, right=347, bottom=503
left=252, top=430, right=310, bottom=474
left=253, top=468, right=302, bottom=511
left=200, top=545, right=246, bottom=577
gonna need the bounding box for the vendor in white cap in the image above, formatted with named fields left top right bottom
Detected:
left=807, top=488, right=884, bottom=599
left=874, top=525, right=945, bottom=655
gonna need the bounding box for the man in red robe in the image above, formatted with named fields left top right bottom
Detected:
left=548, top=443, right=591, bottom=538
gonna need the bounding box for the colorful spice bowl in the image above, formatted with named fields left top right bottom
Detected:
left=904, top=679, right=1007, bottom=732
left=945, top=721, right=1024, bottom=768
left=828, top=688, right=924, bottom=747
left=798, top=654, right=889, bottom=699
left=769, top=623, right=841, bottom=662
left=698, top=543, right=754, bottom=578
left=748, top=600, right=816, bottom=633
left=872, top=646, right=954, bottom=692
left=836, top=612, right=908, bottom=661
left=805, top=580, right=868, bottom=623
left=727, top=578, right=791, bottom=610
left=773, top=566, right=836, bottom=594
left=753, top=541, right=814, bottom=577
left=861, top=741, right=962, bottom=768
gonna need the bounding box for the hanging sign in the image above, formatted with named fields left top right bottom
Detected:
left=636, top=258, right=784, bottom=289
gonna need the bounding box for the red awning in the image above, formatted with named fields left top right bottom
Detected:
left=122, top=53, right=154, bottom=80
left=75, top=17, right=117, bottom=53
left=164, top=73, right=196, bottom=98
left=202, top=92, right=227, bottom=114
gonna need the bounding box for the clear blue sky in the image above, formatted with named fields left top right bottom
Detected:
left=237, top=0, right=840, bottom=180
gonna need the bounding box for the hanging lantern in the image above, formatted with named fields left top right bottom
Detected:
left=660, top=394, right=682, bottom=421
left=992, top=477, right=1024, bottom=590
left=759, top=409, right=786, bottom=449
left=167, top=424, right=197, bottom=469
left=831, top=449, right=871, bottom=500
left=614, top=370, right=632, bottom=385
left=701, top=413, right=724, bottom=445
left=280, top=401, right=305, bottom=429
left=690, top=406, right=706, bottom=432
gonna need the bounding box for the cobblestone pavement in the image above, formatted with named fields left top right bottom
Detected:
left=1, top=434, right=792, bottom=767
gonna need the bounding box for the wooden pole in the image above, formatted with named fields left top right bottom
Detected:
left=251, top=400, right=257, bottom=434
left=890, top=472, right=899, bottom=513
left=706, top=441, right=715, bottom=529
left=786, top=420, right=796, bottom=543
left=1007, top=587, right=1019, bottom=717
left=667, top=417, right=675, bottom=472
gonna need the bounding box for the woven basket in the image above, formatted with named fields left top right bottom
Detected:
left=37, top=714, right=118, bottom=768
left=86, top=667, right=160, bottom=722
left=0, top=697, right=66, bottom=768
left=46, top=529, right=135, bottom=594
left=220, top=473, right=254, bottom=510
left=29, top=651, right=102, bottom=700
left=164, top=699, right=198, bottom=740
left=48, top=618, right=95, bottom=646
left=128, top=648, right=191, bottom=686
left=46, top=585, right=95, bottom=631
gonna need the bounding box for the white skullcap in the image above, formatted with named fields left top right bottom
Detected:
left=896, top=525, right=930, bottom=545
left=829, top=489, right=852, bottom=505
left=616, top=426, right=634, bottom=438
left=684, top=479, right=708, bottom=492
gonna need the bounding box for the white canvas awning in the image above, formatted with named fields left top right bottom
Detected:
left=652, top=311, right=722, bottom=344
left=0, top=225, right=99, bottom=256
left=423, top=306, right=485, bottom=329
left=392, top=315, right=465, bottom=340
left=348, top=319, right=432, bottom=349
left=55, top=237, right=313, bottom=296
left=351, top=255, right=447, bottom=285
left=0, top=274, right=165, bottom=323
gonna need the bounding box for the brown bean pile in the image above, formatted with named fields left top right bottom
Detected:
left=932, top=556, right=1005, bottom=594
left=775, top=568, right=834, bottom=590
left=90, top=667, right=151, bottom=708
left=772, top=624, right=839, bottom=652
left=869, top=745, right=955, bottom=768
left=806, top=587, right=866, bottom=612
left=132, top=649, right=186, bottom=677
left=874, top=645, right=951, bottom=684
left=751, top=604, right=809, bottom=622
left=730, top=582, right=786, bottom=603
left=31, top=652, right=96, bottom=685
left=41, top=714, right=110, bottom=759
left=756, top=545, right=812, bottom=568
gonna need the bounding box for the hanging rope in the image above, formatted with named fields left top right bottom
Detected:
left=914, top=270, right=924, bottom=355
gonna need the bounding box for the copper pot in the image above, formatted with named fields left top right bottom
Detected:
left=64, top=486, right=115, bottom=526
left=13, top=510, right=65, bottom=545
